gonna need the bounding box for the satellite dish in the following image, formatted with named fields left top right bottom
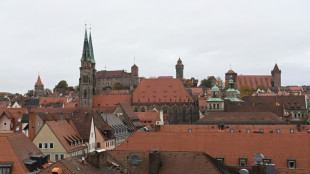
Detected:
left=130, top=154, right=140, bottom=166
left=239, top=169, right=249, bottom=174
left=254, top=153, right=264, bottom=164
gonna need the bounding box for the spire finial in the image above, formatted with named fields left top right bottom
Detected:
left=230, top=64, right=232, bottom=70
left=134, top=56, right=135, bottom=64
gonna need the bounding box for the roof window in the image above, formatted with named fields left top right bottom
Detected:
left=15, top=126, right=20, bottom=131
left=290, top=129, right=294, bottom=133
left=17, top=118, right=22, bottom=123
left=287, top=159, right=296, bottom=169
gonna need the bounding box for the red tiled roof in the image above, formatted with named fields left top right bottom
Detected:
left=116, top=125, right=310, bottom=169
left=0, top=133, right=42, bottom=174
left=226, top=69, right=236, bottom=74
left=39, top=97, right=67, bottom=105
left=195, top=112, right=287, bottom=125
left=102, top=90, right=129, bottom=95
left=136, top=111, right=160, bottom=127
left=289, top=86, right=303, bottom=92
left=0, top=108, right=27, bottom=133
left=236, top=75, right=274, bottom=90
left=191, top=88, right=204, bottom=95
left=45, top=120, right=84, bottom=153
left=93, top=95, right=131, bottom=107
left=133, top=78, right=193, bottom=103
left=35, top=75, right=43, bottom=86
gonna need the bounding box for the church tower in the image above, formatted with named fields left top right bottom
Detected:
left=79, top=27, right=96, bottom=108
left=271, top=64, right=281, bottom=87
left=34, top=75, right=44, bottom=98
left=175, top=57, right=184, bottom=79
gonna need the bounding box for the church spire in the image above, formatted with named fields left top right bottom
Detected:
left=88, top=29, right=96, bottom=64
left=81, top=26, right=91, bottom=62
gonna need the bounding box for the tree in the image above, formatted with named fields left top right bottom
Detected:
left=75, top=85, right=80, bottom=92
left=200, top=78, right=212, bottom=88
left=239, top=85, right=253, bottom=98
left=55, top=80, right=68, bottom=90
left=27, top=90, right=34, bottom=97
left=113, top=82, right=124, bottom=90
left=216, top=76, right=224, bottom=89
left=186, top=81, right=194, bottom=87
left=224, top=80, right=229, bottom=90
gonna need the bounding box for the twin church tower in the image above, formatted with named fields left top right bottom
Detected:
left=79, top=27, right=96, bottom=108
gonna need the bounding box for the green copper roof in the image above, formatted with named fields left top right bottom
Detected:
left=211, top=85, right=220, bottom=92
left=81, top=28, right=91, bottom=62
left=207, top=98, right=224, bottom=102
left=226, top=88, right=236, bottom=92
left=224, top=97, right=243, bottom=102
left=88, top=31, right=96, bottom=64
left=236, top=90, right=240, bottom=95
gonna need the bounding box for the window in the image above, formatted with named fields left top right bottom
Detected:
left=216, top=157, right=224, bottom=163
left=239, top=158, right=247, bottom=167
left=3, top=122, right=7, bottom=126
left=260, top=129, right=264, bottom=133
left=44, top=143, right=48, bottom=149
left=38, top=143, right=42, bottom=149
left=106, top=142, right=108, bottom=147
left=246, top=129, right=250, bottom=133
left=263, top=158, right=271, bottom=165
left=0, top=164, right=12, bottom=174
left=276, top=129, right=281, bottom=133
left=17, top=118, right=22, bottom=123
left=217, top=104, right=219, bottom=109
left=55, top=154, right=59, bottom=161
left=47, top=154, right=50, bottom=161
left=49, top=143, right=54, bottom=149
left=290, top=129, right=294, bottom=133
left=15, top=126, right=20, bottom=131
left=60, top=154, right=64, bottom=159
left=188, top=128, right=192, bottom=133
left=97, top=142, right=101, bottom=148
left=141, top=107, right=145, bottom=112
left=230, top=129, right=234, bottom=133
left=287, top=159, right=296, bottom=169
left=37, top=122, right=41, bottom=127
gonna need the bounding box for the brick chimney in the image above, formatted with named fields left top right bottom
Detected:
left=252, top=164, right=265, bottom=174
left=149, top=149, right=161, bottom=174
left=86, top=150, right=107, bottom=169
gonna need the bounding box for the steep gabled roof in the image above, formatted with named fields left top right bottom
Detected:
left=46, top=120, right=84, bottom=153
left=93, top=94, right=131, bottom=107
left=133, top=78, right=193, bottom=103
left=236, top=75, right=274, bottom=90
left=35, top=75, right=43, bottom=86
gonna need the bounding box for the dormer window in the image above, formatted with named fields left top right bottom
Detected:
left=78, top=140, right=80, bottom=144
left=17, top=118, right=22, bottom=123
left=70, top=142, right=73, bottom=147
left=74, top=141, right=77, bottom=146
left=287, top=159, right=296, bottom=169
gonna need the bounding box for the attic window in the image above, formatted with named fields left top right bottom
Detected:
left=290, top=129, right=294, bottom=133
left=263, top=158, right=271, bottom=165
left=15, top=126, right=20, bottom=131
left=188, top=128, right=192, bottom=133
left=239, top=158, right=247, bottom=167
left=276, top=129, right=281, bottom=133
left=0, top=164, right=13, bottom=174
left=17, top=118, right=22, bottom=123
left=287, top=159, right=296, bottom=169
left=216, top=156, right=224, bottom=163
left=230, top=129, right=234, bottom=133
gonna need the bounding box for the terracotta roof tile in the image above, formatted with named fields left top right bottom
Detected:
left=226, top=70, right=236, bottom=74
left=136, top=111, right=160, bottom=127
left=116, top=125, right=310, bottom=170
left=195, top=112, right=287, bottom=125
left=96, top=70, right=131, bottom=78
left=39, top=97, right=67, bottom=105
left=93, top=95, right=131, bottom=107
left=35, top=75, right=43, bottom=86
left=133, top=78, right=193, bottom=103
left=236, top=75, right=274, bottom=90
left=46, top=120, right=84, bottom=153
left=0, top=108, right=27, bottom=133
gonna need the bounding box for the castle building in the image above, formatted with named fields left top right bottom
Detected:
left=95, top=64, right=140, bottom=93
left=34, top=75, right=44, bottom=98
left=225, top=64, right=282, bottom=91
left=175, top=57, right=184, bottom=79
left=79, top=28, right=96, bottom=108
left=206, top=85, right=224, bottom=112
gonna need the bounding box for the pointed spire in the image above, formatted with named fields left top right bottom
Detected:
left=81, top=25, right=91, bottom=62
left=272, top=63, right=281, bottom=74
left=88, top=27, right=96, bottom=64
left=35, top=75, right=43, bottom=86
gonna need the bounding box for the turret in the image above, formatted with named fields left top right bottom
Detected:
left=175, top=57, right=184, bottom=79
left=271, top=64, right=281, bottom=87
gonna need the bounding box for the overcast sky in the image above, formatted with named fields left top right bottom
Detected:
left=1, top=0, right=310, bottom=94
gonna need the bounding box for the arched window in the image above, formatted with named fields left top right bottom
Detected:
left=84, top=89, right=87, bottom=98
left=134, top=107, right=138, bottom=112
left=182, top=109, right=186, bottom=122
left=163, top=107, right=168, bottom=114
left=141, top=107, right=145, bottom=112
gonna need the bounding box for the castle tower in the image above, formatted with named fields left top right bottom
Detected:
left=175, top=57, right=184, bottom=79
left=271, top=64, right=281, bottom=87
left=131, top=64, right=138, bottom=78
left=34, top=75, right=44, bottom=97
left=79, top=27, right=96, bottom=108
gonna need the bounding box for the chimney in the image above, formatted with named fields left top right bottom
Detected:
left=265, top=164, right=275, bottom=174
left=252, top=164, right=265, bottom=174
left=86, top=150, right=107, bottom=169
left=52, top=168, right=63, bottom=174
left=149, top=149, right=161, bottom=174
